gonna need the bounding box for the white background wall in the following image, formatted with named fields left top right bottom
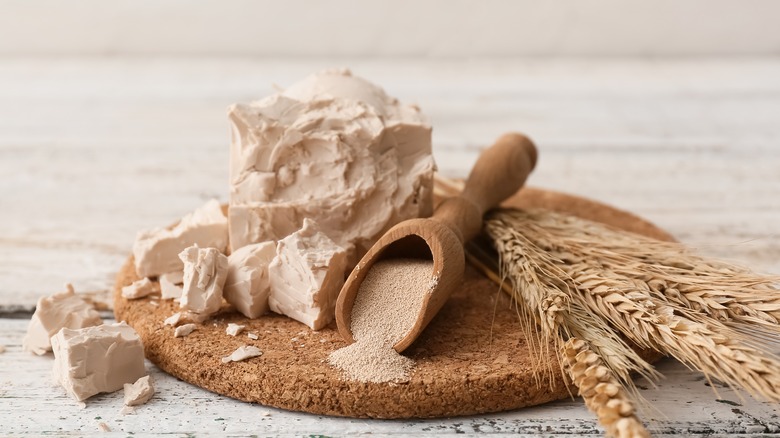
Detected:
left=2, top=0, right=780, bottom=57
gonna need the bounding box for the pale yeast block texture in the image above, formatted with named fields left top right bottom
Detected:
left=159, top=271, right=184, bottom=300
left=23, top=286, right=102, bottom=355
left=51, top=322, right=146, bottom=402
left=221, top=345, right=263, bottom=363
left=225, top=323, right=245, bottom=336
left=227, top=69, right=434, bottom=263
left=173, top=323, right=197, bottom=338
left=179, top=246, right=228, bottom=317
left=121, top=277, right=157, bottom=300
left=268, top=219, right=347, bottom=330
left=133, top=199, right=228, bottom=278
left=224, top=241, right=276, bottom=318
left=123, top=375, right=155, bottom=406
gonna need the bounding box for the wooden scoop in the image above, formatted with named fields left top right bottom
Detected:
left=335, top=132, right=538, bottom=353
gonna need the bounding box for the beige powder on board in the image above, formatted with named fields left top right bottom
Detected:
left=328, top=258, right=434, bottom=383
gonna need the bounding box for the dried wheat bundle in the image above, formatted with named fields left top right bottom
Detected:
left=468, top=230, right=659, bottom=391
left=484, top=208, right=780, bottom=403
left=562, top=338, right=650, bottom=438
left=468, top=231, right=658, bottom=438
left=436, top=176, right=658, bottom=435
left=434, top=175, right=779, bottom=435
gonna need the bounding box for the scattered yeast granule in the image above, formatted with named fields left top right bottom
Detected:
left=328, top=258, right=433, bottom=383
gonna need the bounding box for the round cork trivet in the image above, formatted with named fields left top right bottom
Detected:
left=113, top=187, right=671, bottom=419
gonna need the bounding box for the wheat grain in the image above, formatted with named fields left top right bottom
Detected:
left=562, top=338, right=650, bottom=438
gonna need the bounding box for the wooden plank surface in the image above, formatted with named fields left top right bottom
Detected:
left=1, top=318, right=778, bottom=435
left=1, top=57, right=780, bottom=434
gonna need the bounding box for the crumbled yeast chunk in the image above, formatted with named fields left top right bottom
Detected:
left=51, top=322, right=146, bottom=401
left=121, top=278, right=157, bottom=300
left=224, top=241, right=276, bottom=318
left=173, top=323, right=197, bottom=338
left=133, top=199, right=228, bottom=278
left=123, top=375, right=155, bottom=406
left=179, top=245, right=228, bottom=317
left=159, top=271, right=184, bottom=300
left=23, top=284, right=102, bottom=355
left=164, top=312, right=182, bottom=326
left=221, top=345, right=263, bottom=363
left=226, top=323, right=245, bottom=336
left=268, top=219, right=347, bottom=330
left=163, top=311, right=208, bottom=328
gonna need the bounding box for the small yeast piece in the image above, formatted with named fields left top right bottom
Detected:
left=163, top=312, right=182, bottom=327
left=224, top=241, right=276, bottom=318
left=221, top=345, right=262, bottom=363
left=23, top=284, right=102, bottom=355
left=163, top=311, right=208, bottom=328
left=121, top=278, right=157, bottom=300
left=159, top=271, right=184, bottom=300
left=182, top=311, right=209, bottom=324
left=226, top=323, right=245, bottom=336
left=179, top=245, right=228, bottom=317
left=123, top=375, right=155, bottom=406
left=173, top=323, right=197, bottom=338
left=268, top=219, right=347, bottom=330
left=51, top=322, right=146, bottom=401
left=133, top=199, right=228, bottom=278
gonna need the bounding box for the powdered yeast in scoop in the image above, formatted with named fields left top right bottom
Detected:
left=328, top=258, right=434, bottom=383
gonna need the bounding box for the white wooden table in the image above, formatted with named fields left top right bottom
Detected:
left=1, top=57, right=779, bottom=435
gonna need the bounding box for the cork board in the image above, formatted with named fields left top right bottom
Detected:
left=113, top=187, right=670, bottom=419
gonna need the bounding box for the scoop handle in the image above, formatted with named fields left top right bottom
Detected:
left=433, top=132, right=537, bottom=243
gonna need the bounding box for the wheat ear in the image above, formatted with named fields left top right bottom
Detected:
left=505, top=208, right=780, bottom=330
left=562, top=338, right=651, bottom=438
left=473, top=222, right=656, bottom=435
left=487, top=208, right=780, bottom=402
left=570, top=264, right=780, bottom=401
left=437, top=177, right=655, bottom=432
left=480, top=224, right=659, bottom=386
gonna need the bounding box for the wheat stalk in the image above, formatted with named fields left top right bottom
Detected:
left=486, top=208, right=780, bottom=402
left=562, top=338, right=650, bottom=438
